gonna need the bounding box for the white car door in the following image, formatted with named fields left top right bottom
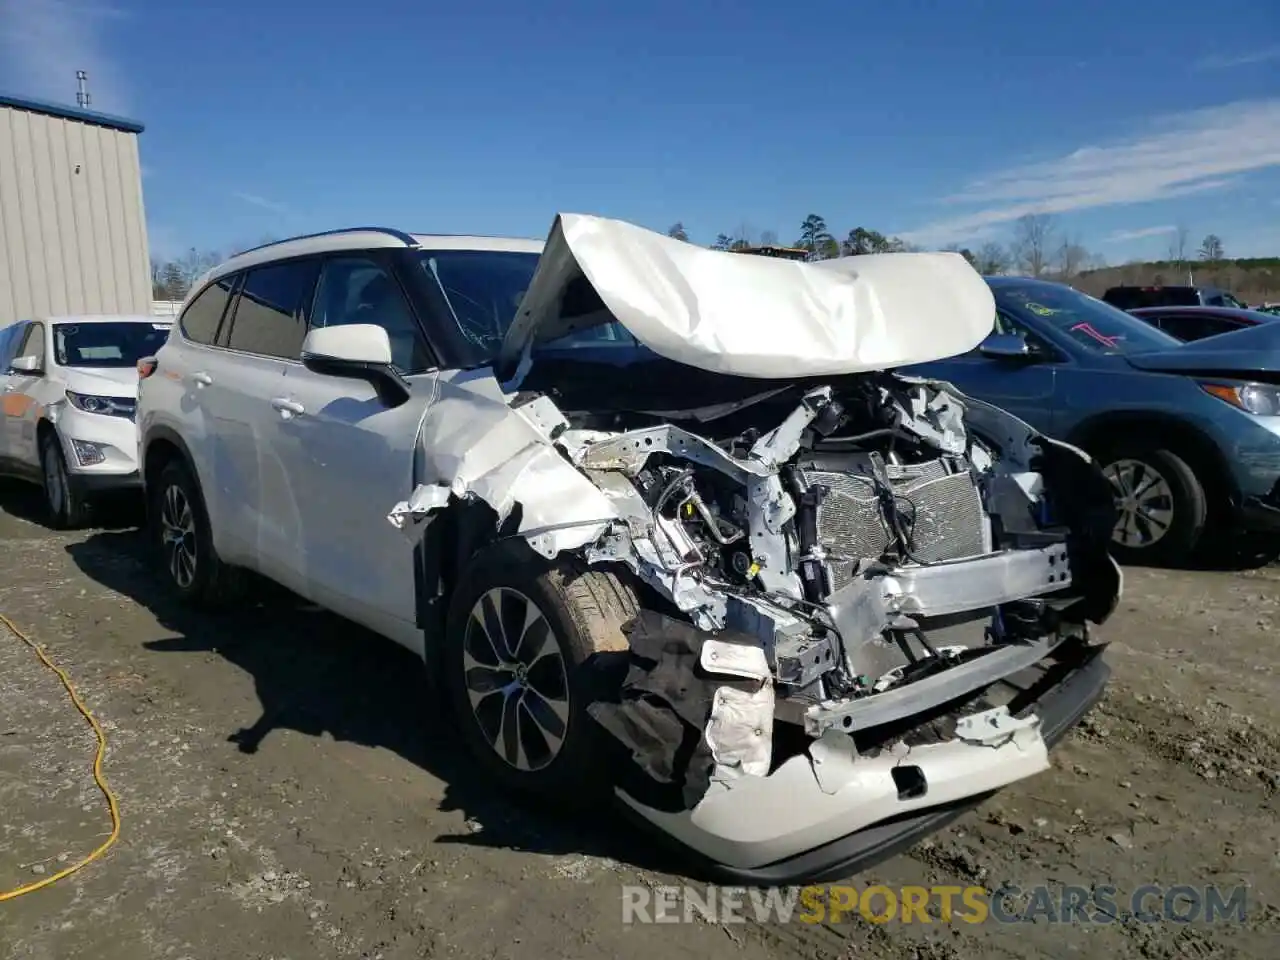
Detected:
left=208, top=259, right=322, bottom=592
left=269, top=254, right=438, bottom=652
left=2, top=321, right=48, bottom=470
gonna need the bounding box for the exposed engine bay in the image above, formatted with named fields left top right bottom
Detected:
left=390, top=367, right=1120, bottom=875
left=386, top=212, right=1120, bottom=881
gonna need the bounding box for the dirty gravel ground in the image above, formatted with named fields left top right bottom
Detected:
left=1, top=482, right=1277, bottom=960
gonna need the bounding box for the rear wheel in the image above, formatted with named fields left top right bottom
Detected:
left=442, top=543, right=638, bottom=806
left=40, top=431, right=88, bottom=529
left=1098, top=446, right=1207, bottom=566
left=150, top=459, right=245, bottom=608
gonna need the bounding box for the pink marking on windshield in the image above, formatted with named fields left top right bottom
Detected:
left=1070, top=321, right=1119, bottom=347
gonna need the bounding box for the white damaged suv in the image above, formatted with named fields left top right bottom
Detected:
left=136, top=215, right=1121, bottom=883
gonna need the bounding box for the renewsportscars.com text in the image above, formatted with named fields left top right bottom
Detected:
left=621, top=883, right=1250, bottom=925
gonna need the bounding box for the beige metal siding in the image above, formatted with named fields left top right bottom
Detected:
left=0, top=105, right=150, bottom=325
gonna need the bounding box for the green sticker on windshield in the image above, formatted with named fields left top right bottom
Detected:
left=1024, top=302, right=1060, bottom=316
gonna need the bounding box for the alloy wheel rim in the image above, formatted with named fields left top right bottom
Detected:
left=44, top=444, right=65, bottom=516
left=160, top=484, right=197, bottom=589
left=1103, top=458, right=1175, bottom=548
left=462, top=587, right=570, bottom=772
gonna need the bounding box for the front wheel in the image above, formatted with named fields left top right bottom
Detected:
left=1098, top=446, right=1207, bottom=566
left=441, top=544, right=638, bottom=806
left=40, top=431, right=88, bottom=529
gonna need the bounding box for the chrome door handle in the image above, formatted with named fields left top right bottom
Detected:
left=271, top=397, right=305, bottom=417
left=192, top=372, right=212, bottom=386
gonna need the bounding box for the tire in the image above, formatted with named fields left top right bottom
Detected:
left=150, top=458, right=245, bottom=608
left=1096, top=445, right=1207, bottom=566
left=40, top=431, right=89, bottom=529
left=441, top=542, right=638, bottom=806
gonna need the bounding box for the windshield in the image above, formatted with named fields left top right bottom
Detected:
left=413, top=249, right=653, bottom=366
left=994, top=282, right=1180, bottom=354
left=413, top=250, right=541, bottom=365
left=53, top=321, right=172, bottom=368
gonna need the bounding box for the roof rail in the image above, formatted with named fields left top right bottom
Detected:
left=230, top=226, right=420, bottom=258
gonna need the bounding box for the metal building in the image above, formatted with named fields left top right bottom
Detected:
left=0, top=92, right=150, bottom=326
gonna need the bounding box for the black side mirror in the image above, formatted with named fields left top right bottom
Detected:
left=979, top=333, right=1037, bottom=361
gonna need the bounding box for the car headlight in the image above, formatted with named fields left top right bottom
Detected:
left=65, top=390, right=136, bottom=419
left=1199, top=382, right=1280, bottom=416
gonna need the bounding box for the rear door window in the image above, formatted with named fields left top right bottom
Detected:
left=224, top=259, right=320, bottom=360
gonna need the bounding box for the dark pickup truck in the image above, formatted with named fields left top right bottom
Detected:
left=1102, top=284, right=1247, bottom=310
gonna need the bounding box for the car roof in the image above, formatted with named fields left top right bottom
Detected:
left=202, top=227, right=544, bottom=286
left=1129, top=305, right=1279, bottom=323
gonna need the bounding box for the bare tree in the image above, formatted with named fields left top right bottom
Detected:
left=758, top=229, right=779, bottom=246
left=1011, top=213, right=1056, bottom=278
left=974, top=241, right=1010, bottom=275
left=1167, top=224, right=1190, bottom=266
left=1054, top=236, right=1089, bottom=282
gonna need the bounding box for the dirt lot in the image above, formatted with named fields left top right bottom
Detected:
left=1, top=482, right=1277, bottom=960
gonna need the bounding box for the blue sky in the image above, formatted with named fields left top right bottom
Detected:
left=2, top=0, right=1278, bottom=263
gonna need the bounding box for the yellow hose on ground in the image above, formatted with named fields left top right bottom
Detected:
left=0, top=612, right=121, bottom=902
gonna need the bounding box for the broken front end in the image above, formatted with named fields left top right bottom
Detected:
left=393, top=364, right=1120, bottom=885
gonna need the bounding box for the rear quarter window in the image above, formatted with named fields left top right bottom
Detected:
left=180, top=276, right=236, bottom=345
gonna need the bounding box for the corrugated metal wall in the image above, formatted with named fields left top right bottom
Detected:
left=0, top=105, right=151, bottom=325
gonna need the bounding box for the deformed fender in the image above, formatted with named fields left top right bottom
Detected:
left=387, top=369, right=621, bottom=559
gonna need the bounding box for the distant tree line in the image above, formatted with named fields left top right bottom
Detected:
left=668, top=215, right=1266, bottom=293
left=150, top=236, right=278, bottom=301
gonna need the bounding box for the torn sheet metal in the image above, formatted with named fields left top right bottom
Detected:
left=497, top=213, right=997, bottom=382
left=387, top=369, right=619, bottom=557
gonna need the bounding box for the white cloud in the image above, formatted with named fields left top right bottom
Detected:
left=1102, top=225, right=1176, bottom=244
left=231, top=191, right=289, bottom=215
left=1195, top=45, right=1280, bottom=70
left=0, top=0, right=132, bottom=115
left=898, top=99, right=1280, bottom=246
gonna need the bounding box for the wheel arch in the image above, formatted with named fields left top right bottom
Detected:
left=1064, top=411, right=1237, bottom=515
left=141, top=426, right=202, bottom=525
left=414, top=500, right=655, bottom=673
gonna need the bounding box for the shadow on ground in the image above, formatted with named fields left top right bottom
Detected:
left=0, top=477, right=144, bottom=532
left=64, top=528, right=679, bottom=877
left=1176, top=532, right=1280, bottom=573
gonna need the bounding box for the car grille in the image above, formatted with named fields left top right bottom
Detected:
left=802, top=461, right=988, bottom=590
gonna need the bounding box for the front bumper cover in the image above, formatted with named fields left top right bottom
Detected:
left=615, top=643, right=1109, bottom=885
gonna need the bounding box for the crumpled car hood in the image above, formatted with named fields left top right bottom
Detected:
left=496, top=214, right=997, bottom=383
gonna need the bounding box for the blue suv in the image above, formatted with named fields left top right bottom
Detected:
left=907, top=276, right=1280, bottom=566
